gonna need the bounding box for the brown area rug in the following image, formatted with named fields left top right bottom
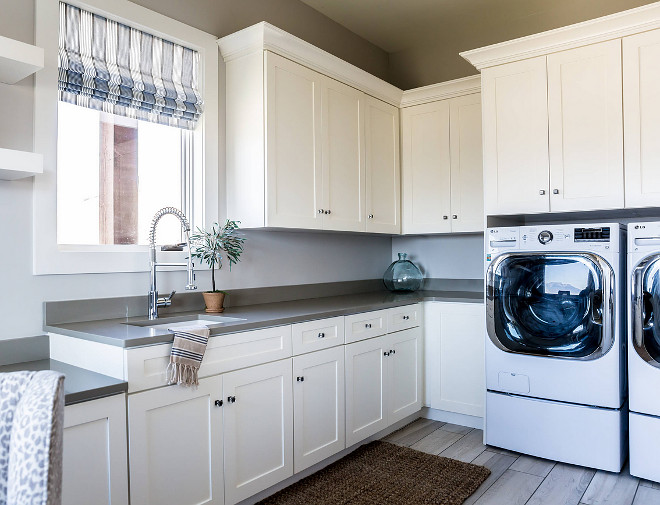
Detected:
left=258, top=441, right=491, bottom=505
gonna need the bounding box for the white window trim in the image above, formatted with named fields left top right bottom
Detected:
left=33, top=0, right=219, bottom=274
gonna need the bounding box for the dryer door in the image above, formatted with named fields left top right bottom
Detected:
left=632, top=254, right=660, bottom=367
left=487, top=252, right=615, bottom=360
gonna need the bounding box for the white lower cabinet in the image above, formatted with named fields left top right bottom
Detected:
left=128, top=376, right=224, bottom=505
left=223, top=359, right=293, bottom=505
left=345, top=327, right=422, bottom=446
left=62, top=394, right=129, bottom=505
left=424, top=301, right=485, bottom=417
left=293, top=347, right=345, bottom=473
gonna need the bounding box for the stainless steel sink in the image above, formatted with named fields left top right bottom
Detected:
left=126, top=314, right=247, bottom=330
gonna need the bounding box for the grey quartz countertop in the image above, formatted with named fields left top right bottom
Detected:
left=44, top=289, right=484, bottom=349
left=0, top=359, right=127, bottom=406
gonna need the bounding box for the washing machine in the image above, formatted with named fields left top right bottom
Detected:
left=485, top=223, right=627, bottom=472
left=629, top=222, right=660, bottom=482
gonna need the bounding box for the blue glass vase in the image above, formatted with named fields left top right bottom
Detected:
left=383, top=253, right=423, bottom=292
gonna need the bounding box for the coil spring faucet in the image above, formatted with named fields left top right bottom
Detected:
left=148, top=207, right=197, bottom=320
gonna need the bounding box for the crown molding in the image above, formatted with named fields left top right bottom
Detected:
left=400, top=75, right=481, bottom=108
left=218, top=22, right=403, bottom=106
left=461, top=1, right=660, bottom=70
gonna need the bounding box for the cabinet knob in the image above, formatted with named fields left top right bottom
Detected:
left=384, top=351, right=390, bottom=356
left=553, top=189, right=559, bottom=195
left=227, top=396, right=236, bottom=403
left=443, top=215, right=448, bottom=220
left=390, top=349, right=396, bottom=355
left=365, top=323, right=372, bottom=329
left=318, top=209, right=324, bottom=214
left=296, top=376, right=305, bottom=382
left=368, top=214, right=374, bottom=219
left=452, top=215, right=458, bottom=219
left=215, top=400, right=223, bottom=407
left=318, top=332, right=325, bottom=338
left=539, top=189, right=546, bottom=195
left=403, top=315, right=409, bottom=320
left=325, top=210, right=331, bottom=215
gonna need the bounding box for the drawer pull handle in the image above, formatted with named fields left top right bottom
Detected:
left=318, top=332, right=325, bottom=338
left=365, top=323, right=372, bottom=329
left=296, top=376, right=305, bottom=382
left=215, top=400, right=223, bottom=407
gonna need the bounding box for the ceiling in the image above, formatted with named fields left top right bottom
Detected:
left=299, top=0, right=659, bottom=54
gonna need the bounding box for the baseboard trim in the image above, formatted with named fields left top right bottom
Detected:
left=420, top=406, right=484, bottom=430
left=236, top=410, right=424, bottom=505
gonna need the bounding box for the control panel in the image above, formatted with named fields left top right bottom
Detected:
left=574, top=227, right=611, bottom=242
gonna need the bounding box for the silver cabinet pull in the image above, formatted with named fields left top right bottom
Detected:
left=553, top=189, right=559, bottom=195
left=539, top=189, right=546, bottom=195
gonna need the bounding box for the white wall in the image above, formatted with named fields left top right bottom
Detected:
left=391, top=234, right=485, bottom=280
left=0, top=0, right=392, bottom=340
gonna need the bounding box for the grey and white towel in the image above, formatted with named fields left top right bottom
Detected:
left=0, top=370, right=65, bottom=505
left=166, top=326, right=211, bottom=386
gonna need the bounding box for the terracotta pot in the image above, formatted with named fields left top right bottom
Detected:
left=202, top=292, right=225, bottom=313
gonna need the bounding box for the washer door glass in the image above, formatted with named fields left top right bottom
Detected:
left=489, top=254, right=605, bottom=358
left=639, top=257, right=660, bottom=364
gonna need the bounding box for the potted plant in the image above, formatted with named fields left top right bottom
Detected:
left=190, top=220, right=246, bottom=313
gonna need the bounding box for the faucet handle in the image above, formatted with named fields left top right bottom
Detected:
left=157, top=290, right=176, bottom=307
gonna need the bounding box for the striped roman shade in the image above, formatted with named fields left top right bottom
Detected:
left=58, top=2, right=203, bottom=129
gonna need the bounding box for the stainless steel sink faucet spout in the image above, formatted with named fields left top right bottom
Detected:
left=148, top=207, right=197, bottom=320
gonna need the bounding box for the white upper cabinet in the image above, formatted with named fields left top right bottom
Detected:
left=402, top=91, right=483, bottom=234
left=624, top=29, right=660, bottom=208
left=450, top=93, right=484, bottom=232
left=321, top=77, right=366, bottom=231
left=547, top=40, right=624, bottom=212
left=402, top=100, right=452, bottom=234
left=365, top=96, right=401, bottom=234
left=482, top=57, right=550, bottom=215
left=265, top=52, right=323, bottom=230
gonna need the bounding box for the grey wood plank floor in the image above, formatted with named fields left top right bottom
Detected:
left=381, top=418, right=660, bottom=505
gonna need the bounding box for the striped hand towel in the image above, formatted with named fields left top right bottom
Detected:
left=166, top=326, right=211, bottom=386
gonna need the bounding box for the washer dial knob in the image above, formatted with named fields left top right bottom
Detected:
left=538, top=230, right=553, bottom=245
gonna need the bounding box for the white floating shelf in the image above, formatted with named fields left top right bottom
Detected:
left=0, top=35, right=44, bottom=84
left=0, top=148, right=43, bottom=180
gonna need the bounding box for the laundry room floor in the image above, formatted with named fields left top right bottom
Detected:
left=382, top=419, right=660, bottom=505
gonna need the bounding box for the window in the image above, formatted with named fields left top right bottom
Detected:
left=33, top=0, right=218, bottom=274
left=57, top=101, right=191, bottom=245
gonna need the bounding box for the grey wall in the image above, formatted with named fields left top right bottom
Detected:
left=0, top=0, right=392, bottom=340
left=392, top=234, right=484, bottom=281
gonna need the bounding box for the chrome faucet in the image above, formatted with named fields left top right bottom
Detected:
left=148, top=207, right=197, bottom=320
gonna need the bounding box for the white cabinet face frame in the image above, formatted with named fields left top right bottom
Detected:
left=320, top=76, right=366, bottom=232
left=623, top=29, right=660, bottom=208
left=547, top=39, right=624, bottom=212
left=128, top=377, right=224, bottom=505
left=222, top=359, right=293, bottom=505
left=293, top=347, right=346, bottom=472
left=450, top=93, right=484, bottom=233
left=402, top=100, right=452, bottom=234
left=344, top=335, right=388, bottom=446
left=481, top=56, right=550, bottom=215
left=387, top=327, right=423, bottom=424
left=365, top=96, right=401, bottom=234
left=62, top=394, right=128, bottom=505
left=265, top=52, right=323, bottom=229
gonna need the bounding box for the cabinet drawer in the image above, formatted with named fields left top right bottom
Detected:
left=292, top=316, right=344, bottom=355
left=345, top=309, right=388, bottom=343
left=125, top=325, right=293, bottom=393
left=388, top=304, right=420, bottom=333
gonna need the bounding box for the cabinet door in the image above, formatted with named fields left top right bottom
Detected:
left=293, top=347, right=345, bottom=473
left=547, top=40, right=624, bottom=212
left=223, top=359, right=293, bottom=505
left=450, top=93, right=484, bottom=233
left=265, top=52, right=323, bottom=229
left=401, top=100, right=451, bottom=234
left=624, top=29, right=660, bottom=208
left=62, top=394, right=128, bottom=505
left=481, top=56, right=550, bottom=215
left=426, top=302, right=485, bottom=417
left=128, top=377, right=223, bottom=505
left=386, top=327, right=423, bottom=425
left=321, top=76, right=366, bottom=232
left=345, top=335, right=388, bottom=446
left=365, top=96, right=400, bottom=234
